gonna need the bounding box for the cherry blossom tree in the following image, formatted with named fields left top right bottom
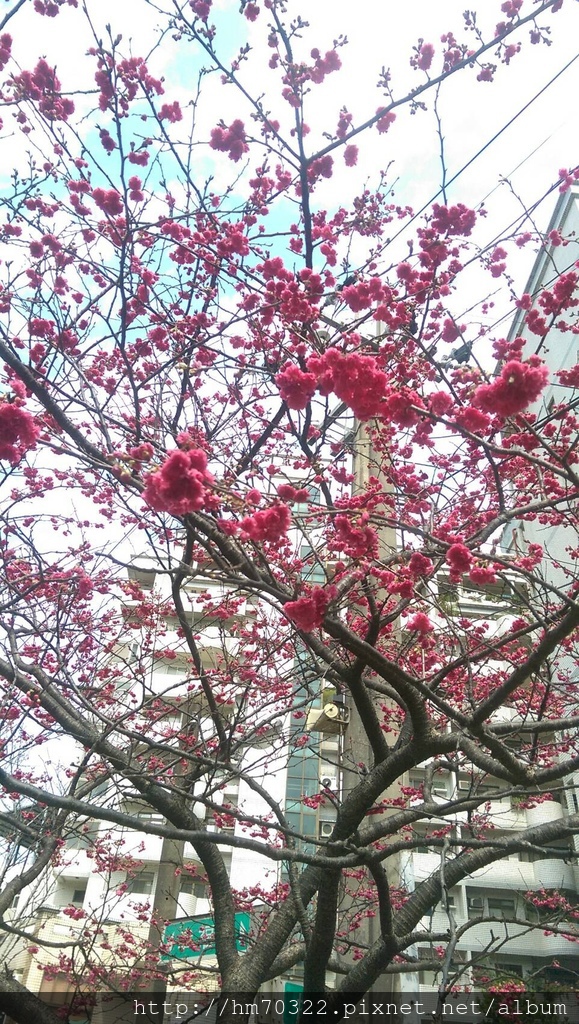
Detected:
left=1, top=0, right=579, bottom=1022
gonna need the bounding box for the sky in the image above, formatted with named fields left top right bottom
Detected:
left=4, top=0, right=578, bottom=322
left=1, top=0, right=578, bottom=526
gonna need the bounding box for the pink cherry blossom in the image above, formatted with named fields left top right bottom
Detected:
left=0, top=404, right=40, bottom=464
left=240, top=504, right=292, bottom=543
left=143, top=449, right=214, bottom=515
left=284, top=587, right=330, bottom=631
left=473, top=358, right=548, bottom=417
left=275, top=363, right=317, bottom=410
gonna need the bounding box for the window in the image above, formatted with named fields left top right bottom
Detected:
left=409, top=773, right=448, bottom=799
left=180, top=876, right=207, bottom=899
left=488, top=896, right=516, bottom=919
left=518, top=850, right=540, bottom=863
left=467, top=891, right=518, bottom=921
left=72, top=885, right=87, bottom=907
left=467, top=894, right=484, bottom=920
left=136, top=810, right=164, bottom=824
left=473, top=960, right=523, bottom=986
left=432, top=780, right=449, bottom=799
left=299, top=543, right=326, bottom=584
left=66, top=820, right=98, bottom=850
left=417, top=947, right=439, bottom=987
left=457, top=778, right=504, bottom=801
left=220, top=794, right=238, bottom=833
left=414, top=825, right=456, bottom=855
left=414, top=827, right=438, bottom=854
left=126, top=871, right=154, bottom=896
left=497, top=963, right=524, bottom=979
left=418, top=968, right=437, bottom=986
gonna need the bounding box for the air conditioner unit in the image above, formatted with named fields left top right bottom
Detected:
left=319, top=820, right=335, bottom=839
left=467, top=896, right=484, bottom=910
left=320, top=775, right=338, bottom=792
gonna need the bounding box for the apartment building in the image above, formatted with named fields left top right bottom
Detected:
left=408, top=192, right=579, bottom=992
left=503, top=185, right=579, bottom=840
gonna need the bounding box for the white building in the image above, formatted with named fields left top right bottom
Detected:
left=504, top=186, right=579, bottom=610
left=406, top=191, right=579, bottom=992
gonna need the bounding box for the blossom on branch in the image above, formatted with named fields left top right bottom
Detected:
left=159, top=101, right=183, bottom=123
left=0, top=404, right=40, bottom=464
left=277, top=483, right=309, bottom=503
left=307, top=348, right=388, bottom=420
left=431, top=203, right=476, bottom=237
left=473, top=358, right=548, bottom=417
left=344, top=145, right=358, bottom=167
left=143, top=449, right=214, bottom=516
left=92, top=188, right=124, bottom=216
left=332, top=514, right=378, bottom=558
left=446, top=542, right=472, bottom=580
left=375, top=108, right=396, bottom=133
left=210, top=120, right=249, bottom=162
left=190, top=0, right=211, bottom=19
left=275, top=363, right=317, bottom=410
left=284, top=586, right=331, bottom=631
left=12, top=60, right=75, bottom=120
left=0, top=33, right=12, bottom=72
left=406, top=612, right=433, bottom=633
left=240, top=504, right=292, bottom=544
left=309, top=48, right=342, bottom=84
left=415, top=43, right=435, bottom=71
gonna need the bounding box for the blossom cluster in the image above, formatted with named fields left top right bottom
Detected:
left=0, top=404, right=40, bottom=464
left=190, top=0, right=211, bottom=20
left=209, top=120, right=249, bottom=162
left=240, top=504, right=292, bottom=544
left=332, top=514, right=379, bottom=559
left=307, top=348, right=388, bottom=420
left=143, top=449, right=214, bottom=516
left=92, top=188, right=124, bottom=216
left=411, top=42, right=435, bottom=72
left=473, top=358, right=548, bottom=418
left=284, top=586, right=332, bottom=631
left=0, top=33, right=12, bottom=72
left=93, top=53, right=163, bottom=115
left=446, top=542, right=472, bottom=581
left=275, top=363, right=317, bottom=411
left=431, top=203, right=476, bottom=237
left=33, top=0, right=78, bottom=14
left=12, top=60, right=75, bottom=121
left=309, top=48, right=342, bottom=84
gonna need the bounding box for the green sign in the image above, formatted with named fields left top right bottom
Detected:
left=284, top=983, right=303, bottom=1024
left=162, top=912, right=250, bottom=960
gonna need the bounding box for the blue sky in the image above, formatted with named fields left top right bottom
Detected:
left=3, top=0, right=579, bottom=330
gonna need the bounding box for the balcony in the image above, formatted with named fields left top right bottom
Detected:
left=533, top=857, right=576, bottom=891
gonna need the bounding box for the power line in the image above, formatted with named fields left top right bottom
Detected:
left=384, top=51, right=579, bottom=253
left=446, top=51, right=578, bottom=202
